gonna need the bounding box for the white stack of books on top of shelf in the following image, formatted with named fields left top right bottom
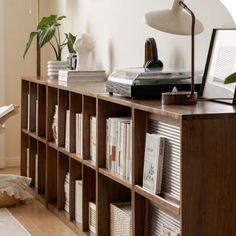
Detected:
left=75, top=180, right=83, bottom=224
left=90, top=116, right=96, bottom=162
left=142, top=133, right=165, bottom=195
left=76, top=113, right=83, bottom=157
left=106, top=117, right=132, bottom=180
left=110, top=202, right=132, bottom=236
left=58, top=70, right=106, bottom=83
left=65, top=110, right=70, bottom=150
left=64, top=172, right=70, bottom=213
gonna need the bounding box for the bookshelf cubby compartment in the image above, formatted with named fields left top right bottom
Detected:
left=82, top=95, right=96, bottom=163
left=38, top=84, right=46, bottom=138
left=83, top=165, right=96, bottom=233
left=21, top=77, right=236, bottom=236
left=37, top=141, right=46, bottom=196
left=47, top=146, right=58, bottom=207
left=97, top=174, right=132, bottom=236
left=69, top=158, right=82, bottom=223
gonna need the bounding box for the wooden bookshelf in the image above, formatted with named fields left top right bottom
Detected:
left=21, top=76, right=236, bottom=236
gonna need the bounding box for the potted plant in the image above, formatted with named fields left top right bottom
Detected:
left=23, top=14, right=76, bottom=78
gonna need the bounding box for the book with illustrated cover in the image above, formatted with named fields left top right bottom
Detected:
left=143, top=133, right=165, bottom=194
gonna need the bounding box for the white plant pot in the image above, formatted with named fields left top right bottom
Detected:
left=47, top=60, right=68, bottom=79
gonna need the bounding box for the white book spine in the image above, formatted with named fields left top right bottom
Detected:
left=26, top=148, right=30, bottom=177
left=90, top=116, right=96, bottom=162
left=65, top=110, right=70, bottom=150
left=27, top=94, right=30, bottom=131
left=36, top=99, right=38, bottom=134
left=119, top=122, right=125, bottom=177
left=106, top=118, right=111, bottom=169
left=75, top=180, right=83, bottom=224
left=76, top=113, right=79, bottom=155
left=79, top=113, right=83, bottom=157
left=126, top=123, right=130, bottom=180
left=35, top=154, right=38, bottom=192
left=116, top=121, right=121, bottom=175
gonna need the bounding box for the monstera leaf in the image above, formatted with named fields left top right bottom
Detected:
left=224, top=72, right=236, bottom=84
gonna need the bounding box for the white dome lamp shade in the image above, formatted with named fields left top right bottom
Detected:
left=218, top=0, right=236, bottom=24
left=143, top=0, right=204, bottom=105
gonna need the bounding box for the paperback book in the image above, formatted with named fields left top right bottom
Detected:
left=143, top=133, right=165, bottom=194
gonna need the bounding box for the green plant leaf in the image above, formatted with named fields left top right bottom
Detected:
left=224, top=72, right=236, bottom=84
left=39, top=25, right=56, bottom=48
left=65, top=33, right=77, bottom=53
left=57, top=15, right=66, bottom=21
left=37, top=15, right=58, bottom=30
left=23, top=31, right=39, bottom=58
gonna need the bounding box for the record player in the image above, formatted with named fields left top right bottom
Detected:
left=106, top=67, right=202, bottom=99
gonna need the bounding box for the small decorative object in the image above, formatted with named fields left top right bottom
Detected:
left=143, top=0, right=204, bottom=105
left=200, top=29, right=236, bottom=104
left=73, top=33, right=94, bottom=71
left=110, top=202, right=132, bottom=236
left=52, top=105, right=58, bottom=144
left=143, top=133, right=165, bottom=194
left=23, top=15, right=76, bottom=79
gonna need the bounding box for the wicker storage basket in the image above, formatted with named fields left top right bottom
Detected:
left=110, top=202, right=132, bottom=236
left=89, top=202, right=96, bottom=234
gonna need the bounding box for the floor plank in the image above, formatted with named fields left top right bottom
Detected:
left=0, top=167, right=79, bottom=236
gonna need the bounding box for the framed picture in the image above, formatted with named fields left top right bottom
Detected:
left=200, top=28, right=236, bottom=104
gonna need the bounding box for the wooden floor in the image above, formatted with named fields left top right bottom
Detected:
left=0, top=167, right=78, bottom=236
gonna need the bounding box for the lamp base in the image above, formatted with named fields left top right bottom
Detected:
left=161, top=91, right=198, bottom=105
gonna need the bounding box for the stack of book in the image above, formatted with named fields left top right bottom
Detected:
left=75, top=180, right=83, bottom=224
left=58, top=70, right=106, bottom=83
left=90, top=116, right=96, bottom=162
left=64, top=172, right=70, bottom=213
left=76, top=113, right=83, bottom=156
left=106, top=117, right=132, bottom=180
left=65, top=110, right=70, bottom=150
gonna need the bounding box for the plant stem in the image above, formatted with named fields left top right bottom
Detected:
left=49, top=41, right=59, bottom=60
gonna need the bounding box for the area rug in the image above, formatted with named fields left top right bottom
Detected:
left=0, top=208, right=31, bottom=236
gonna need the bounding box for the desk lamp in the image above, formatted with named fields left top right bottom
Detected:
left=144, top=0, right=204, bottom=105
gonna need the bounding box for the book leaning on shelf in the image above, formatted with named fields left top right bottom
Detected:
left=142, top=133, right=165, bottom=195
left=58, top=70, right=106, bottom=82
left=76, top=113, right=83, bottom=156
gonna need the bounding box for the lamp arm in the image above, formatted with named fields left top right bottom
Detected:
left=179, top=1, right=195, bottom=98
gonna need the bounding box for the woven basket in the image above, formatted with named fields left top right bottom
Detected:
left=110, top=202, right=132, bottom=236
left=89, top=202, right=96, bottom=234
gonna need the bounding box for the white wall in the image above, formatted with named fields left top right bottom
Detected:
left=1, top=0, right=235, bottom=167
left=3, top=0, right=38, bottom=166
left=0, top=0, right=6, bottom=168
left=48, top=0, right=234, bottom=73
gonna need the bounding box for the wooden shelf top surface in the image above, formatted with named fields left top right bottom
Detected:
left=22, top=76, right=236, bottom=119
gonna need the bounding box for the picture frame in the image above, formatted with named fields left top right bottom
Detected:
left=200, top=28, right=236, bottom=104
